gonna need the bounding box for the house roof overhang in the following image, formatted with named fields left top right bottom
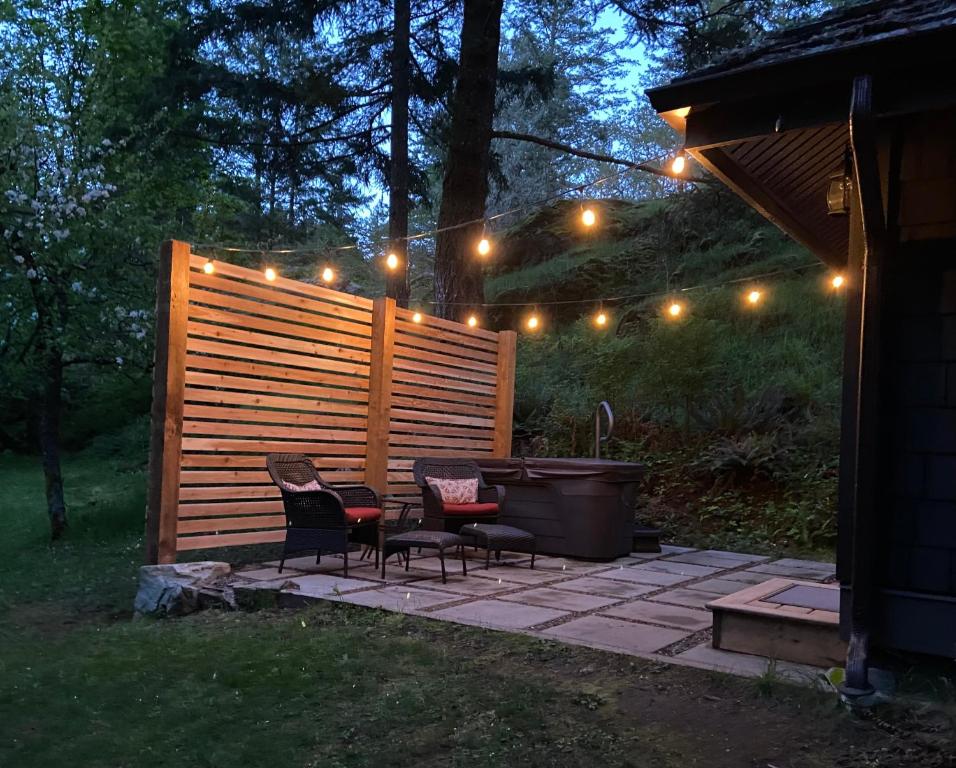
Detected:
left=646, top=0, right=956, bottom=267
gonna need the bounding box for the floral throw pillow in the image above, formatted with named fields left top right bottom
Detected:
left=285, top=479, right=323, bottom=492
left=425, top=476, right=478, bottom=505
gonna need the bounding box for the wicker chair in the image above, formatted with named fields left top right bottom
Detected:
left=412, top=458, right=503, bottom=533
left=266, top=453, right=381, bottom=575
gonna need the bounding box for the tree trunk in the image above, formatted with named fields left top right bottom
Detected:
left=433, top=0, right=503, bottom=320
left=38, top=344, right=67, bottom=539
left=387, top=0, right=411, bottom=307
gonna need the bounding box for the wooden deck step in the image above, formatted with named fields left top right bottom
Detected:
left=707, top=578, right=846, bottom=667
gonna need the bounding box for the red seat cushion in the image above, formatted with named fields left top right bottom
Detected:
left=442, top=502, right=499, bottom=516
left=345, top=506, right=381, bottom=524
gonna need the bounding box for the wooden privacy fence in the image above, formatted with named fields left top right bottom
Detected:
left=146, top=240, right=516, bottom=564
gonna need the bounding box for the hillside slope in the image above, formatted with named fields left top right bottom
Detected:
left=492, top=187, right=846, bottom=557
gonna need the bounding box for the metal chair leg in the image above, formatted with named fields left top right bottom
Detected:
left=439, top=549, right=447, bottom=583
left=460, top=547, right=468, bottom=577
left=343, top=548, right=348, bottom=577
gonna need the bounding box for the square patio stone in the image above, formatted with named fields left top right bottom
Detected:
left=719, top=570, right=778, bottom=585
left=415, top=573, right=516, bottom=596
left=540, top=615, right=689, bottom=654
left=659, top=545, right=698, bottom=554
left=499, top=587, right=621, bottom=612
left=429, top=599, right=568, bottom=630
left=263, top=555, right=355, bottom=573
left=532, top=556, right=607, bottom=574
left=406, top=555, right=472, bottom=575
left=334, top=586, right=459, bottom=612
left=558, top=577, right=659, bottom=599
left=351, top=563, right=437, bottom=583
left=647, top=588, right=718, bottom=610
left=747, top=562, right=835, bottom=581
left=692, top=577, right=761, bottom=595
left=281, top=573, right=378, bottom=598
left=235, top=566, right=302, bottom=581
left=601, top=600, right=711, bottom=631
left=772, top=558, right=836, bottom=570
left=663, top=550, right=770, bottom=568
left=592, top=566, right=692, bottom=587
left=633, top=560, right=722, bottom=578
left=676, top=643, right=823, bottom=682
left=470, top=566, right=563, bottom=586
left=627, top=551, right=666, bottom=560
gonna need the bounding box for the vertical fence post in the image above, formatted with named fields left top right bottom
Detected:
left=145, top=240, right=191, bottom=564
left=366, top=297, right=396, bottom=494
left=493, top=330, right=517, bottom=457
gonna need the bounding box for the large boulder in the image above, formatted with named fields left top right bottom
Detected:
left=134, top=561, right=235, bottom=617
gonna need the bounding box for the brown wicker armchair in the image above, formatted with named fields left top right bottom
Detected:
left=412, top=458, right=503, bottom=533
left=266, top=453, right=381, bottom=575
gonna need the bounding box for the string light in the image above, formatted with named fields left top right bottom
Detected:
left=321, top=266, right=335, bottom=283
left=667, top=301, right=684, bottom=318
left=477, top=237, right=491, bottom=256
left=746, top=289, right=762, bottom=305
left=581, top=205, right=596, bottom=227
left=412, top=311, right=422, bottom=323
left=264, top=267, right=277, bottom=281
left=594, top=310, right=608, bottom=328
left=671, top=152, right=686, bottom=175
left=831, top=274, right=845, bottom=289
left=466, top=314, right=478, bottom=328
left=526, top=312, right=540, bottom=331
left=385, top=252, right=399, bottom=271
left=203, top=260, right=215, bottom=275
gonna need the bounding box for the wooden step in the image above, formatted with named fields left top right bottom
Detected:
left=707, top=578, right=846, bottom=667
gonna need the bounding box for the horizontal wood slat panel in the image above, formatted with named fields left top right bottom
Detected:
left=187, top=336, right=370, bottom=379
left=180, top=454, right=366, bottom=469
left=182, top=421, right=367, bottom=443
left=177, top=515, right=287, bottom=534
left=391, top=371, right=495, bottom=397
left=188, top=319, right=370, bottom=366
left=189, top=256, right=373, bottom=312
left=392, top=356, right=497, bottom=385
left=392, top=342, right=497, bottom=374
left=188, top=286, right=373, bottom=340
left=189, top=305, right=372, bottom=355
left=178, top=499, right=284, bottom=517
left=185, top=367, right=369, bottom=400
left=183, top=404, right=367, bottom=429
left=179, top=485, right=279, bottom=501
left=181, top=438, right=368, bottom=455
left=159, top=249, right=511, bottom=557
left=176, top=530, right=286, bottom=550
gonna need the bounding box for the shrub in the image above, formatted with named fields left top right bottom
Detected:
left=697, top=432, right=790, bottom=484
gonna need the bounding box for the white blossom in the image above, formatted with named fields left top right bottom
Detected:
left=13, top=254, right=25, bottom=264
left=115, top=356, right=124, bottom=366
left=25, top=268, right=37, bottom=280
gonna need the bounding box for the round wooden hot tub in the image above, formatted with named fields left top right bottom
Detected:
left=476, top=458, right=645, bottom=560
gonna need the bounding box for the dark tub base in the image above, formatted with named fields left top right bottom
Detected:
left=477, top=458, right=645, bottom=561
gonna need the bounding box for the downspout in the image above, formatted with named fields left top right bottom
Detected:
left=841, top=75, right=887, bottom=697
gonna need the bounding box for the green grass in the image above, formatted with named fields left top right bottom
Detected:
left=2, top=447, right=953, bottom=767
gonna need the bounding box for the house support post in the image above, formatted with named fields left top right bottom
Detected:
left=840, top=76, right=888, bottom=696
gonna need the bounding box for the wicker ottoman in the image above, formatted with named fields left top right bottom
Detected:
left=459, top=523, right=536, bottom=569
left=382, top=530, right=466, bottom=583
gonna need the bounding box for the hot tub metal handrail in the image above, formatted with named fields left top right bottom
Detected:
left=594, top=401, right=614, bottom=459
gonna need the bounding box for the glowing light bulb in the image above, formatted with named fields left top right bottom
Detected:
left=581, top=207, right=596, bottom=227
left=831, top=274, right=845, bottom=289
left=412, top=312, right=422, bottom=323
left=467, top=315, right=478, bottom=328
left=321, top=266, right=334, bottom=283
left=747, top=290, right=762, bottom=305
left=671, top=154, right=686, bottom=175
left=477, top=237, right=491, bottom=256
left=203, top=260, right=214, bottom=275
left=667, top=301, right=683, bottom=318
left=527, top=314, right=540, bottom=331
left=385, top=252, right=399, bottom=271
left=595, top=311, right=607, bottom=327
left=264, top=267, right=277, bottom=281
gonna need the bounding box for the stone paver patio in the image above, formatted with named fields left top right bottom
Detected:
left=233, top=544, right=836, bottom=683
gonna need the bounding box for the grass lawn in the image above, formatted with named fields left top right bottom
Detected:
left=1, top=448, right=954, bottom=768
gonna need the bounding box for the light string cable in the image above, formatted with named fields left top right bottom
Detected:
left=189, top=150, right=680, bottom=257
